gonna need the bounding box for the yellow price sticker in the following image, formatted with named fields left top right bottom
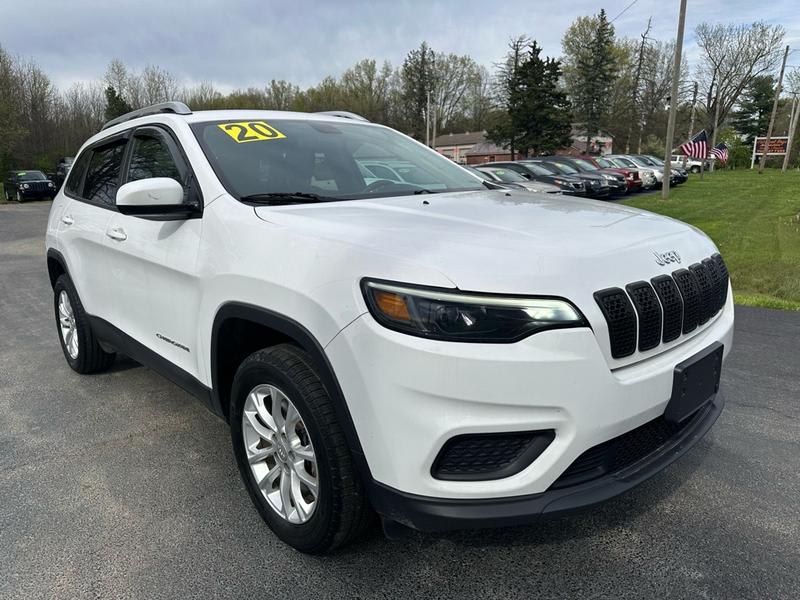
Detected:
left=218, top=121, right=286, bottom=143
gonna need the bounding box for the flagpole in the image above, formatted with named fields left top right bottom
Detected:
left=662, top=0, right=687, bottom=200
left=709, top=78, right=722, bottom=173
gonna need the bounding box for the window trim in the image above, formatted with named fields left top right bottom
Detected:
left=64, top=123, right=203, bottom=216
left=63, top=131, right=131, bottom=211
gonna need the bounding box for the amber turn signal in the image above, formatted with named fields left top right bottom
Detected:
left=374, top=290, right=411, bottom=322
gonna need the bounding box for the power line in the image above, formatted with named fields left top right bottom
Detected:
left=610, top=0, right=639, bottom=23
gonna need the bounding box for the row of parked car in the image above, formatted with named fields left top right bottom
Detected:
left=466, top=154, right=690, bottom=199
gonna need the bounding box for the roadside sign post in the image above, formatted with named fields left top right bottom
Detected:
left=662, top=0, right=687, bottom=200
left=751, top=137, right=790, bottom=169
left=759, top=45, right=790, bottom=174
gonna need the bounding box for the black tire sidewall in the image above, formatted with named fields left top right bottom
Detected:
left=230, top=353, right=337, bottom=552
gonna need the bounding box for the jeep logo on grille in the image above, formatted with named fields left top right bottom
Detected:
left=653, top=250, right=681, bottom=266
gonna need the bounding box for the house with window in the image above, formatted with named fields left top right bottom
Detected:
left=433, top=131, right=487, bottom=164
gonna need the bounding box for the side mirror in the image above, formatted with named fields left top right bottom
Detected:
left=116, top=178, right=196, bottom=217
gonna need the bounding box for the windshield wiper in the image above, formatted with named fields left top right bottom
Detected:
left=239, top=192, right=338, bottom=205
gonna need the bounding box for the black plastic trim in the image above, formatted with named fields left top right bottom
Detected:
left=431, top=430, right=555, bottom=481
left=210, top=302, right=373, bottom=480
left=86, top=315, right=213, bottom=409
left=368, top=392, right=725, bottom=532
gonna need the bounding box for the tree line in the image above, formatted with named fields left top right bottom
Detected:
left=0, top=13, right=795, bottom=174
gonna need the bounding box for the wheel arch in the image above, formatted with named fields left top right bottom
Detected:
left=47, top=248, right=68, bottom=290
left=210, top=302, right=372, bottom=479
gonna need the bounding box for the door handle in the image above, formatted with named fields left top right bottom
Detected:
left=106, top=227, right=127, bottom=241
left=61, top=215, right=74, bottom=225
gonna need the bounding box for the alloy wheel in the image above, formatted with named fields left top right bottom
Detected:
left=242, top=384, right=319, bottom=524
left=58, top=290, right=79, bottom=359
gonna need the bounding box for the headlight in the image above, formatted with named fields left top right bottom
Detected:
left=48, top=182, right=55, bottom=188
left=553, top=179, right=567, bottom=186
left=602, top=173, right=615, bottom=180
left=361, top=279, right=587, bottom=342
left=21, top=183, right=30, bottom=189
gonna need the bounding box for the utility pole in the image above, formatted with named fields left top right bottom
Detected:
left=783, top=93, right=800, bottom=172
left=684, top=81, right=698, bottom=169
left=709, top=77, right=722, bottom=173
left=626, top=18, right=651, bottom=154
left=759, top=44, right=790, bottom=174
left=662, top=0, right=687, bottom=200
left=425, top=90, right=430, bottom=147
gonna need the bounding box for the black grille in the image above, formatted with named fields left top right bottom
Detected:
left=595, top=254, right=729, bottom=358
left=689, top=263, right=715, bottom=325
left=651, top=275, right=683, bottom=342
left=432, top=430, right=555, bottom=481
left=672, top=269, right=701, bottom=333
left=712, top=253, right=730, bottom=308
left=27, top=181, right=50, bottom=193
left=593, top=288, right=637, bottom=358
left=551, top=406, right=708, bottom=489
left=625, top=282, right=662, bottom=351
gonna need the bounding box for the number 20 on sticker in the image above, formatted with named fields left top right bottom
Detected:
left=218, top=121, right=286, bottom=143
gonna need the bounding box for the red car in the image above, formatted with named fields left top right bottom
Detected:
left=585, top=156, right=643, bottom=193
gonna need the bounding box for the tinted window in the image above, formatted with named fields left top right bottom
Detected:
left=65, top=151, right=91, bottom=196
left=128, top=135, right=182, bottom=183
left=16, top=171, right=47, bottom=181
left=84, top=142, right=126, bottom=205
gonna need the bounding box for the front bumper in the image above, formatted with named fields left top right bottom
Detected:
left=369, top=392, right=724, bottom=531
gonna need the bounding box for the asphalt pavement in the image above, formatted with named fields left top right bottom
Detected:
left=1, top=201, right=798, bottom=599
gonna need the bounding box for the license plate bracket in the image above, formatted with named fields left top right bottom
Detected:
left=666, top=342, right=724, bottom=424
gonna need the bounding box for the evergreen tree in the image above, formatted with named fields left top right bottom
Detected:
left=399, top=42, right=436, bottom=140
left=732, top=75, right=775, bottom=144
left=562, top=10, right=618, bottom=153
left=488, top=40, right=572, bottom=157
left=104, top=85, right=132, bottom=121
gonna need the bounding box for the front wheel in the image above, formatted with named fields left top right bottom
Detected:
left=53, top=275, right=116, bottom=373
left=230, top=344, right=372, bottom=554
left=16, top=190, right=23, bottom=202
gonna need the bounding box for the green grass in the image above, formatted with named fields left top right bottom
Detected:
left=623, top=169, right=800, bottom=311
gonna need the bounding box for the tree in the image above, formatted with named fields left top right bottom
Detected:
left=732, top=75, right=775, bottom=143
left=399, top=42, right=436, bottom=139
left=562, top=10, right=618, bottom=152
left=490, top=36, right=527, bottom=159
left=104, top=85, right=132, bottom=121
left=695, top=21, right=785, bottom=135
left=488, top=39, right=571, bottom=157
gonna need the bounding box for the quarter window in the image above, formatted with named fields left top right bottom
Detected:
left=65, top=151, right=91, bottom=196
left=83, top=142, right=126, bottom=205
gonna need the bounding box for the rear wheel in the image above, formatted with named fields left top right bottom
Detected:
left=690, top=165, right=700, bottom=173
left=53, top=275, right=115, bottom=374
left=230, top=344, right=372, bottom=554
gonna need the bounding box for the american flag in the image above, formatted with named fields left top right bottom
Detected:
left=679, top=130, right=708, bottom=159
left=711, top=142, right=729, bottom=164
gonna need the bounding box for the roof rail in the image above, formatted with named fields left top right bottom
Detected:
left=314, top=111, right=369, bottom=122
left=102, top=101, right=192, bottom=130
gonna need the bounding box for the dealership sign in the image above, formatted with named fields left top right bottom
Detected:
left=750, top=136, right=789, bottom=168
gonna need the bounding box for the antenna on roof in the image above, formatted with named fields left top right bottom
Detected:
left=102, top=101, right=192, bottom=130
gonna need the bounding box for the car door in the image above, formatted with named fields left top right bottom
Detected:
left=57, top=138, right=127, bottom=323
left=103, top=125, right=204, bottom=378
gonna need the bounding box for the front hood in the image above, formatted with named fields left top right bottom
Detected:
left=254, top=189, right=717, bottom=298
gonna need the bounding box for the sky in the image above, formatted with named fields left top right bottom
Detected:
left=1, top=0, right=798, bottom=91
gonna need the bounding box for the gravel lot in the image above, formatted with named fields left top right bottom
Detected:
left=1, top=201, right=798, bottom=599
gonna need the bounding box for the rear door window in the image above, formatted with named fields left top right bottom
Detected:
left=65, top=151, right=91, bottom=196
left=83, top=141, right=127, bottom=206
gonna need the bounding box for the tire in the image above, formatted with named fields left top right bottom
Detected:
left=230, top=344, right=372, bottom=554
left=53, top=275, right=116, bottom=374
left=16, top=190, right=23, bottom=203
left=690, top=166, right=700, bottom=173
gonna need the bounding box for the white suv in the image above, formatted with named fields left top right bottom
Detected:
left=46, top=103, right=734, bottom=553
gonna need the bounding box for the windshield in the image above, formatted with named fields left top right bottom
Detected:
left=480, top=168, right=526, bottom=183
left=465, top=166, right=493, bottom=182
left=15, top=171, right=47, bottom=181
left=519, top=162, right=558, bottom=176
left=596, top=158, right=615, bottom=169
left=191, top=118, right=484, bottom=201
left=571, top=158, right=598, bottom=171
left=544, top=161, right=579, bottom=175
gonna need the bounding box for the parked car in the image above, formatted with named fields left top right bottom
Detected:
left=525, top=158, right=611, bottom=198
left=634, top=155, right=686, bottom=185
left=46, top=102, right=734, bottom=554
left=483, top=160, right=587, bottom=195
left=540, top=156, right=629, bottom=195
left=670, top=155, right=707, bottom=173
left=602, top=156, right=657, bottom=189
left=471, top=165, right=562, bottom=193
left=3, top=170, right=58, bottom=202
left=607, top=155, right=667, bottom=187
left=54, top=157, right=74, bottom=187
left=592, top=156, right=645, bottom=192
